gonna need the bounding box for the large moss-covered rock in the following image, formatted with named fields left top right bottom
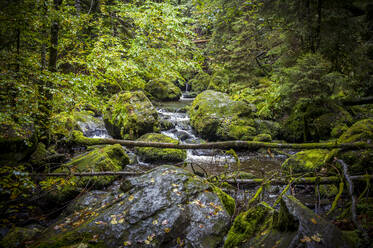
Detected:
left=326, top=119, right=373, bottom=174
left=189, top=90, right=256, bottom=140
left=135, top=133, right=186, bottom=163
left=146, top=80, right=182, bottom=101
left=225, top=195, right=353, bottom=248
left=103, top=91, right=160, bottom=139
left=281, top=149, right=329, bottom=174
left=47, top=144, right=129, bottom=204
left=35, top=166, right=232, bottom=248
left=283, top=99, right=352, bottom=142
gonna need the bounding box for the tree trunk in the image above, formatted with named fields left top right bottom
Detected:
left=72, top=133, right=373, bottom=151
left=48, top=0, right=62, bottom=72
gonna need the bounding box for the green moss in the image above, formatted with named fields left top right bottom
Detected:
left=281, top=149, right=329, bottom=174
left=319, top=184, right=339, bottom=197
left=146, top=79, right=182, bottom=101
left=1, top=226, right=42, bottom=248
left=189, top=90, right=256, bottom=140
left=224, top=203, right=273, bottom=248
left=326, top=119, right=373, bottom=175
left=135, top=133, right=186, bottom=163
left=103, top=91, right=159, bottom=139
left=253, top=133, right=272, bottom=142
left=48, top=144, right=129, bottom=203
left=211, top=185, right=235, bottom=216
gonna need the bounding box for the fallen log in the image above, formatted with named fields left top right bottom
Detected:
left=225, top=175, right=373, bottom=187
left=193, top=39, right=210, bottom=44
left=72, top=131, right=373, bottom=150
left=29, top=171, right=141, bottom=177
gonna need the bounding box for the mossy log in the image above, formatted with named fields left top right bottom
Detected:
left=72, top=131, right=373, bottom=150
left=225, top=175, right=373, bottom=187
left=342, top=96, right=373, bottom=106
left=28, top=171, right=141, bottom=177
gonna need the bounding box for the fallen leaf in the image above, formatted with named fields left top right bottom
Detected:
left=164, top=228, right=171, bottom=233
left=123, top=240, right=132, bottom=246
left=310, top=218, right=317, bottom=224
left=300, top=236, right=311, bottom=243
left=118, top=218, right=124, bottom=224
left=162, top=219, right=168, bottom=225
left=152, top=219, right=158, bottom=225
left=128, top=195, right=134, bottom=201
left=311, top=234, right=321, bottom=242
left=110, top=218, right=117, bottom=225
left=150, top=178, right=155, bottom=183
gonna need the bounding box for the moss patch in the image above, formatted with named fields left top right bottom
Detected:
left=47, top=144, right=129, bottom=203
left=253, top=133, right=272, bottom=142
left=135, top=133, right=186, bottom=163
left=224, top=203, right=273, bottom=248
left=211, top=185, right=235, bottom=216
left=281, top=149, right=329, bottom=174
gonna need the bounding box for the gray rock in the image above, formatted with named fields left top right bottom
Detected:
left=36, top=165, right=232, bottom=248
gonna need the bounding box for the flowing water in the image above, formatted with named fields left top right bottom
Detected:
left=78, top=94, right=330, bottom=210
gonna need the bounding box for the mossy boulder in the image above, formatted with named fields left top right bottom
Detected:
left=189, top=90, right=256, bottom=141
left=0, top=226, right=43, bottom=248
left=225, top=195, right=353, bottom=248
left=50, top=110, right=101, bottom=141
left=283, top=99, right=352, bottom=142
left=47, top=144, right=129, bottom=204
left=189, top=71, right=210, bottom=92
left=135, top=133, right=186, bottom=163
left=326, top=119, right=373, bottom=174
left=34, top=165, right=232, bottom=248
left=103, top=91, right=160, bottom=139
left=281, top=149, right=329, bottom=174
left=146, top=80, right=182, bottom=101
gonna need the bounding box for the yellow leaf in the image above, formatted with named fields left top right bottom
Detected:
left=152, top=219, right=158, bottom=225
left=310, top=218, right=317, bottom=224
left=144, top=240, right=150, bottom=245
left=164, top=228, right=171, bottom=233
left=128, top=195, right=134, bottom=201
left=110, top=218, right=117, bottom=225
left=150, top=178, right=155, bottom=183
left=118, top=218, right=124, bottom=224
left=311, top=234, right=321, bottom=242
left=123, top=240, right=132, bottom=246
left=300, top=236, right=311, bottom=243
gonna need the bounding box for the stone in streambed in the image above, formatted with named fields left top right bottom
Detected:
left=146, top=79, right=182, bottom=101
left=135, top=133, right=186, bottom=163
left=103, top=91, right=160, bottom=140
left=189, top=90, right=256, bottom=141
left=281, top=149, right=329, bottom=174
left=35, top=165, right=233, bottom=248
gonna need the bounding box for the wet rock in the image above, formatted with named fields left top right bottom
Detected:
left=46, top=144, right=129, bottom=204
left=103, top=91, right=160, bottom=139
left=326, top=118, right=373, bottom=174
left=281, top=149, right=329, bottom=174
left=225, top=195, right=352, bottom=248
left=135, top=133, right=186, bottom=163
left=35, top=165, right=232, bottom=248
left=189, top=90, right=256, bottom=141
left=146, top=80, right=182, bottom=101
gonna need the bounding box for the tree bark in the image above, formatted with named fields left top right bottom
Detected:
left=225, top=175, right=373, bottom=188
left=72, top=133, right=373, bottom=150
left=48, top=0, right=62, bottom=72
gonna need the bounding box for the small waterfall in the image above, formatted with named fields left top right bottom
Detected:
left=77, top=117, right=111, bottom=139
left=185, top=82, right=189, bottom=92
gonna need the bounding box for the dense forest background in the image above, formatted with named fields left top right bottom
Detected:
left=1, top=0, right=373, bottom=247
